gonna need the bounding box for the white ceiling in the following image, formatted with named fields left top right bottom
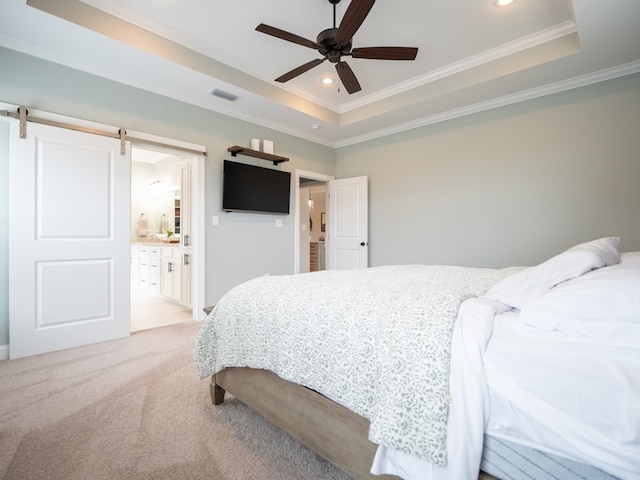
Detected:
left=1, top=0, right=639, bottom=147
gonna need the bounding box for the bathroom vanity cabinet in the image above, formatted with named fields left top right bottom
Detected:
left=131, top=243, right=191, bottom=308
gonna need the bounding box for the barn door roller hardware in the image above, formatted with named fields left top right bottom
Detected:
left=1, top=106, right=129, bottom=154
left=0, top=106, right=207, bottom=157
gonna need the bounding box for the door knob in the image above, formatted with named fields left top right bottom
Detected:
left=360, top=242, right=366, bottom=246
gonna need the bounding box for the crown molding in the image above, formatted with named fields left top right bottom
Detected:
left=340, top=21, right=579, bottom=113
left=335, top=60, right=640, bottom=148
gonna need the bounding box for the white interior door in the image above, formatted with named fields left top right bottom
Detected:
left=327, top=176, right=368, bottom=270
left=9, top=120, right=131, bottom=359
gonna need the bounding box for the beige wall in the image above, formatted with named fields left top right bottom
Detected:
left=336, top=72, right=640, bottom=268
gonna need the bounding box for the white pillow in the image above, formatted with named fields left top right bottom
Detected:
left=485, top=237, right=620, bottom=310
left=518, top=262, right=640, bottom=347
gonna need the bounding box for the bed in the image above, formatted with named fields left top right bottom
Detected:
left=194, top=237, right=640, bottom=480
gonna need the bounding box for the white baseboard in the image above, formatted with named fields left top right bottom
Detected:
left=0, top=344, right=9, bottom=360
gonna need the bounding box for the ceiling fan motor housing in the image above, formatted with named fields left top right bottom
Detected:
left=317, top=28, right=351, bottom=63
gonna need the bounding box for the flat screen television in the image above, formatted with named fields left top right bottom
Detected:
left=222, top=160, right=291, bottom=214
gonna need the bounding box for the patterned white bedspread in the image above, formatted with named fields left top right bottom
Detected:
left=194, top=265, right=518, bottom=466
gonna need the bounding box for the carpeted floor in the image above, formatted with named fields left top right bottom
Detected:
left=0, top=322, right=350, bottom=480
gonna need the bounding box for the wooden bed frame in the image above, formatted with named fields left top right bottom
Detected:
left=211, top=367, right=498, bottom=480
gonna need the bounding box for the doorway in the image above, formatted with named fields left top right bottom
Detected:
left=294, top=170, right=334, bottom=274
left=294, top=171, right=370, bottom=273
left=301, top=182, right=327, bottom=273
left=130, top=145, right=196, bottom=331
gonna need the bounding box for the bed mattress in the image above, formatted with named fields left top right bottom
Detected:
left=483, top=308, right=639, bottom=480
left=480, top=435, right=619, bottom=480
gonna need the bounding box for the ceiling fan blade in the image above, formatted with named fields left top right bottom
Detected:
left=335, top=61, right=361, bottom=94
left=351, top=46, right=418, bottom=60
left=256, top=23, right=320, bottom=50
left=275, top=58, right=327, bottom=83
left=335, top=0, right=375, bottom=49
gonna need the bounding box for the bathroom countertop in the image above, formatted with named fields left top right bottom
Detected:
left=132, top=240, right=181, bottom=246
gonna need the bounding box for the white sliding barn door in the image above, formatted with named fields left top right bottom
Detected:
left=327, top=176, right=368, bottom=270
left=9, top=121, right=131, bottom=359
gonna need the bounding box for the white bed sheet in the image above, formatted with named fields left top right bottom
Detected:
left=371, top=297, right=508, bottom=480
left=483, top=311, right=640, bottom=480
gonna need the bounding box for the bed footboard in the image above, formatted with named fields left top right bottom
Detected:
left=212, top=367, right=397, bottom=480
left=211, top=367, right=499, bottom=480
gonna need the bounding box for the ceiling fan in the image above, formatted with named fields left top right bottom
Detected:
left=255, top=0, right=418, bottom=94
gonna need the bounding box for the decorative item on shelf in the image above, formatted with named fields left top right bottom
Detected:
left=262, top=140, right=274, bottom=154
left=174, top=198, right=181, bottom=234
left=250, top=138, right=260, bottom=150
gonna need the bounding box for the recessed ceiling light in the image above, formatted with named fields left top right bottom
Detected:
left=494, top=0, right=515, bottom=6
left=321, top=77, right=335, bottom=86
left=311, top=123, right=321, bottom=130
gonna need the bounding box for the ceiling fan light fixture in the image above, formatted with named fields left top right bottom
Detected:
left=321, top=76, right=335, bottom=86
left=494, top=0, right=516, bottom=6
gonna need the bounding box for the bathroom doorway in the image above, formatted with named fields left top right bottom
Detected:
left=130, top=144, right=204, bottom=331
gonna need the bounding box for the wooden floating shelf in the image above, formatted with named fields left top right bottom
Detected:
left=227, top=146, right=289, bottom=165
